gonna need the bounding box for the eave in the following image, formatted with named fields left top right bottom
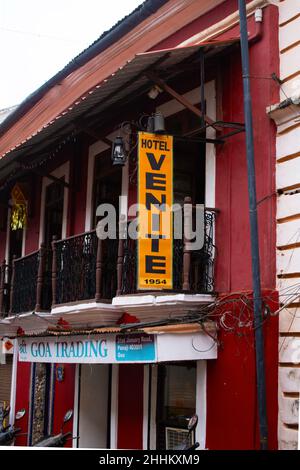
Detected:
left=0, top=0, right=225, bottom=162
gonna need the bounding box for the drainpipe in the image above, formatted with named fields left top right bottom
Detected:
left=238, top=0, right=268, bottom=450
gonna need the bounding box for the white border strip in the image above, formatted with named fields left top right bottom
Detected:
left=110, top=364, right=119, bottom=449
left=9, top=339, right=18, bottom=425
left=72, top=364, right=80, bottom=448
left=149, top=365, right=158, bottom=450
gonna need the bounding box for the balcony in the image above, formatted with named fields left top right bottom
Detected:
left=0, top=210, right=216, bottom=316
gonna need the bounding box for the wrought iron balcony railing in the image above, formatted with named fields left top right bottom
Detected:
left=6, top=245, right=52, bottom=315
left=0, top=207, right=216, bottom=315
left=51, top=231, right=118, bottom=306
left=118, top=209, right=216, bottom=295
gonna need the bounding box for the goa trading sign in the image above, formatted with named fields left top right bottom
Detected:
left=18, top=334, right=156, bottom=364
left=138, top=132, right=173, bottom=290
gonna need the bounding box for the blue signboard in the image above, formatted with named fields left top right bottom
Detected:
left=115, top=334, right=156, bottom=362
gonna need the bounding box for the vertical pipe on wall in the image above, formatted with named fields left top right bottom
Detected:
left=238, top=0, right=268, bottom=450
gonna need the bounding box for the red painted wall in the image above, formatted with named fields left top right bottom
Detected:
left=117, top=364, right=144, bottom=449
left=14, top=361, right=31, bottom=446
left=206, top=291, right=278, bottom=450
left=215, top=6, right=278, bottom=293
left=14, top=361, right=75, bottom=447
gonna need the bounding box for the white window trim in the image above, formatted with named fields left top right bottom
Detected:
left=143, top=365, right=150, bottom=450
left=196, top=361, right=207, bottom=449
left=149, top=364, right=158, bottom=450
left=9, top=339, right=19, bottom=426
left=72, top=364, right=80, bottom=448
left=156, top=80, right=216, bottom=209
left=110, top=364, right=119, bottom=449
left=85, top=133, right=129, bottom=232
left=39, top=161, right=70, bottom=245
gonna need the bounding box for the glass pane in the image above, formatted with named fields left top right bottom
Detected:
left=163, top=365, right=196, bottom=422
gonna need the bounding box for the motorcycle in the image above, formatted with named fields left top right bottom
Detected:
left=34, top=409, right=74, bottom=447
left=174, top=414, right=200, bottom=451
left=0, top=407, right=26, bottom=445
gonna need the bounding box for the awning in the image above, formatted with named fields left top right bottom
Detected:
left=0, top=39, right=238, bottom=168
left=13, top=320, right=216, bottom=338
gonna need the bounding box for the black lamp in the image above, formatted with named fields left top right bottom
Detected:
left=147, top=116, right=155, bottom=133
left=153, top=112, right=165, bottom=133
left=111, top=136, right=127, bottom=166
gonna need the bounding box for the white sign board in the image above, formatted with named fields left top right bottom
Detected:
left=18, top=331, right=217, bottom=364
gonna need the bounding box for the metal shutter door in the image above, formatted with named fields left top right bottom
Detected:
left=0, top=355, right=13, bottom=406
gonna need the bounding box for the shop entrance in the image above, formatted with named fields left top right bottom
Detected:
left=156, top=362, right=197, bottom=450
left=78, top=364, right=110, bottom=448
left=0, top=355, right=13, bottom=409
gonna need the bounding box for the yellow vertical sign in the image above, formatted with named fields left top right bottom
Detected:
left=138, top=132, right=173, bottom=290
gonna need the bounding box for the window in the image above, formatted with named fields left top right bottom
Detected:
left=93, top=150, right=122, bottom=228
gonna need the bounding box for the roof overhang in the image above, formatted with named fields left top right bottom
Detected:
left=0, top=39, right=239, bottom=177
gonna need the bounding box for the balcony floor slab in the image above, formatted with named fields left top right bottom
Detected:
left=112, top=293, right=216, bottom=317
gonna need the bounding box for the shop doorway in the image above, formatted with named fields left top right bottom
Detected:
left=0, top=355, right=13, bottom=409
left=78, top=364, right=110, bottom=448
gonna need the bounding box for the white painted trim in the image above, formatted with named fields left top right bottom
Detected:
left=120, top=160, right=129, bottom=219
left=149, top=364, right=158, bottom=450
left=110, top=364, right=119, bottom=449
left=205, top=81, right=216, bottom=209
left=196, top=361, right=207, bottom=450
left=38, top=161, right=70, bottom=245
left=143, top=365, right=150, bottom=450
left=72, top=364, right=80, bottom=448
left=178, top=0, right=278, bottom=48
left=9, top=339, right=18, bottom=425
left=21, top=225, right=26, bottom=257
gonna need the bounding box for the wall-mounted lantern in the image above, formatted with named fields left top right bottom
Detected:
left=111, top=136, right=127, bottom=166
left=153, top=112, right=165, bottom=133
